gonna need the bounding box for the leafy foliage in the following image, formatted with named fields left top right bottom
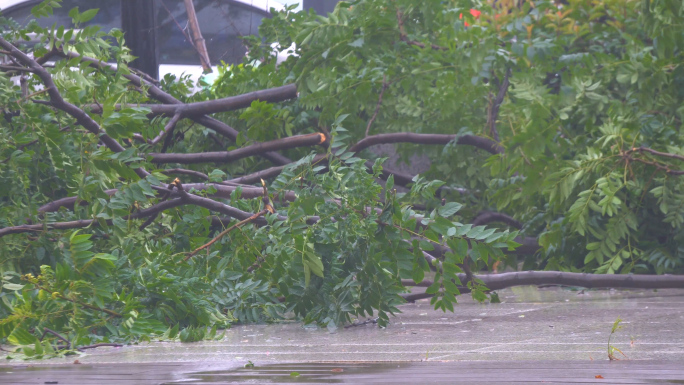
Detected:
left=1, top=0, right=683, bottom=356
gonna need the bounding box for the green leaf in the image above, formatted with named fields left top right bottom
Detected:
left=8, top=327, right=39, bottom=346
left=438, top=202, right=462, bottom=217
left=2, top=283, right=25, bottom=291
left=78, top=8, right=99, bottom=23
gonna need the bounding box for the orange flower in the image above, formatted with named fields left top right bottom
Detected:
left=459, top=9, right=481, bottom=27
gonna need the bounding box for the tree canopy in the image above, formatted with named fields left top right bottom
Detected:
left=1, top=0, right=684, bottom=357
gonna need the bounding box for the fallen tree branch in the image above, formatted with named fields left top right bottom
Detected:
left=35, top=181, right=295, bottom=214
left=5, top=182, right=289, bottom=237
left=3, top=199, right=185, bottom=237
left=230, top=154, right=328, bottom=184
left=85, top=84, right=298, bottom=118
left=66, top=50, right=294, bottom=166
left=160, top=168, right=212, bottom=181
left=148, top=133, right=326, bottom=164
left=401, top=271, right=684, bottom=296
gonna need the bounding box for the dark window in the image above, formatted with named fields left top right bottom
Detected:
left=1, top=0, right=268, bottom=65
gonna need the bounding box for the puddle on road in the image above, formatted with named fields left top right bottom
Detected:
left=165, top=362, right=684, bottom=384
left=164, top=363, right=398, bottom=384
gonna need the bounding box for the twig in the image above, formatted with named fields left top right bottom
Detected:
left=396, top=9, right=448, bottom=51
left=633, top=147, right=684, bottom=162
left=184, top=180, right=274, bottom=261
left=40, top=328, right=71, bottom=350
left=487, top=68, right=511, bottom=142
left=183, top=209, right=268, bottom=262
left=139, top=181, right=178, bottom=230
left=208, top=132, right=225, bottom=147
left=77, top=343, right=123, bottom=351
left=148, top=112, right=182, bottom=145
left=365, top=75, right=389, bottom=137
left=626, top=154, right=684, bottom=176
left=344, top=317, right=379, bottom=328
left=2, top=126, right=71, bottom=164
left=161, top=168, right=209, bottom=181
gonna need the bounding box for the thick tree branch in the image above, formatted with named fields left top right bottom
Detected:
left=36, top=182, right=295, bottom=214
left=149, top=133, right=326, bottom=164
left=229, top=154, right=329, bottom=184
left=160, top=168, right=211, bottom=181
left=3, top=199, right=185, bottom=237
left=65, top=51, right=293, bottom=166
left=86, top=85, right=298, bottom=118
left=402, top=271, right=684, bottom=295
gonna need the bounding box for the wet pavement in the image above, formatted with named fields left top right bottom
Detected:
left=2, top=286, right=684, bottom=384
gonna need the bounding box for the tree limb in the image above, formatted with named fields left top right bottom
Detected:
left=65, top=50, right=294, bottom=166
left=148, top=132, right=325, bottom=164
left=2, top=199, right=185, bottom=237
left=402, top=271, right=684, bottom=295
left=85, top=84, right=298, bottom=118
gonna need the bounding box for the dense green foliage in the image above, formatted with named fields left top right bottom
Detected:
left=0, top=0, right=683, bottom=358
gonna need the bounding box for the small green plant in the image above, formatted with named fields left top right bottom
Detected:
left=607, top=317, right=627, bottom=361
